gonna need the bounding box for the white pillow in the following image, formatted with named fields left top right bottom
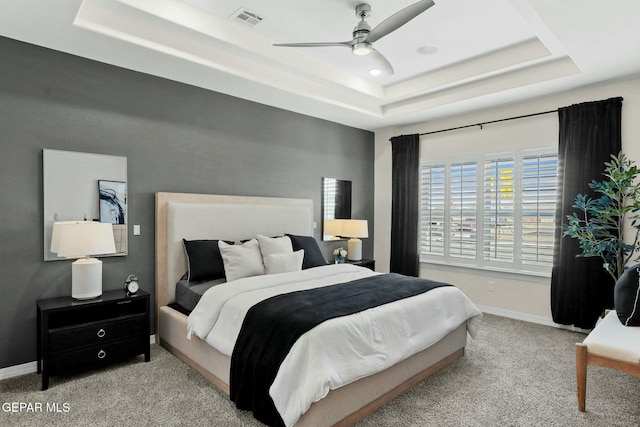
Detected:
left=218, top=239, right=266, bottom=282
left=263, top=250, right=305, bottom=275
left=256, top=234, right=293, bottom=259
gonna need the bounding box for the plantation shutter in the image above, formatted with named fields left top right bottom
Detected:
left=483, top=157, right=515, bottom=263
left=419, top=164, right=446, bottom=256
left=449, top=161, right=477, bottom=259
left=521, top=153, right=557, bottom=266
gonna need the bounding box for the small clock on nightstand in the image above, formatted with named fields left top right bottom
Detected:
left=124, top=275, right=139, bottom=296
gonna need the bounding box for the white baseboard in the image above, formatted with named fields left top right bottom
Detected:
left=0, top=334, right=156, bottom=381
left=0, top=361, right=38, bottom=381
left=477, top=305, right=591, bottom=334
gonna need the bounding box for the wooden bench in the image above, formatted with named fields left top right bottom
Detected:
left=576, top=310, right=640, bottom=411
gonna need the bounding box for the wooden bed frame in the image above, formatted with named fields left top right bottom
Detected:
left=155, top=192, right=468, bottom=426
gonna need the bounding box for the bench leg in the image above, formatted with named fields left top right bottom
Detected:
left=576, top=343, right=587, bottom=412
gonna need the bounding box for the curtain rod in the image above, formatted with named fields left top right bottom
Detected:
left=418, top=109, right=558, bottom=136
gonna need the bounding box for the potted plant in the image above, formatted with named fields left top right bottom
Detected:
left=564, top=152, right=640, bottom=282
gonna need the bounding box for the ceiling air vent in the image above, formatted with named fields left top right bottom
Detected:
left=230, top=7, right=263, bottom=27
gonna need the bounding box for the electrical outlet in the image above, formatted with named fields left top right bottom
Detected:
left=487, top=281, right=495, bottom=292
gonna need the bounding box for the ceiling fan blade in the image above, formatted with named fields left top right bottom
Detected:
left=273, top=41, right=353, bottom=48
left=370, top=49, right=394, bottom=75
left=367, top=0, right=435, bottom=44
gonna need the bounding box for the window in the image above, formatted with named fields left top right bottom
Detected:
left=419, top=150, right=557, bottom=274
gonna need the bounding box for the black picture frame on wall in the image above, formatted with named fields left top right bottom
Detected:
left=98, top=180, right=127, bottom=225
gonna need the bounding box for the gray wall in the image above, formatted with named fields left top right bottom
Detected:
left=0, top=37, right=374, bottom=369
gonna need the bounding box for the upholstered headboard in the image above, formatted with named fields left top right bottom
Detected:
left=155, top=192, right=314, bottom=308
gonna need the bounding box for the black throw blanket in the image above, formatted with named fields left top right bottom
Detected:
left=230, top=273, right=452, bottom=426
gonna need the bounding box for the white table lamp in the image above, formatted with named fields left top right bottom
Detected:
left=51, top=221, right=116, bottom=300
left=342, top=219, right=369, bottom=261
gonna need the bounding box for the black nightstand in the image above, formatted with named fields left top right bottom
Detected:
left=346, top=258, right=376, bottom=270
left=37, top=289, right=150, bottom=390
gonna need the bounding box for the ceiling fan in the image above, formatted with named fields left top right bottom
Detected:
left=273, top=0, right=435, bottom=76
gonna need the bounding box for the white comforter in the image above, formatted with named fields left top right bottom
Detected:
left=188, top=264, right=482, bottom=427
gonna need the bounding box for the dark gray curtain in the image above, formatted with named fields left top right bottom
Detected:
left=550, top=97, right=623, bottom=329
left=390, top=134, right=420, bottom=276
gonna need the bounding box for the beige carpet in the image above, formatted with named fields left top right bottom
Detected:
left=1, top=314, right=639, bottom=426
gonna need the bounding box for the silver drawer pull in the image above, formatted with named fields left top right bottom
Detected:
left=97, top=328, right=106, bottom=338
left=97, top=350, right=106, bottom=359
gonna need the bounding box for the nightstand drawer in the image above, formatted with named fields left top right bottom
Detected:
left=49, top=313, right=146, bottom=352
left=48, top=337, right=148, bottom=374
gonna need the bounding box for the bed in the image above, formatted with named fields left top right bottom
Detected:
left=155, top=192, right=482, bottom=427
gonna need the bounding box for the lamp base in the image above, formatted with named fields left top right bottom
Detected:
left=347, top=238, right=362, bottom=261
left=72, top=257, right=103, bottom=300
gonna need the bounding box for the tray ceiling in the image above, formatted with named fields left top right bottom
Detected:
left=1, top=0, right=640, bottom=130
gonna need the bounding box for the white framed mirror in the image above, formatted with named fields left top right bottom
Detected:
left=43, top=149, right=128, bottom=261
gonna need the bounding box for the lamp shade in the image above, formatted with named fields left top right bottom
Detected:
left=324, top=219, right=345, bottom=237
left=51, top=221, right=116, bottom=258
left=341, top=220, right=369, bottom=238
left=51, top=221, right=116, bottom=300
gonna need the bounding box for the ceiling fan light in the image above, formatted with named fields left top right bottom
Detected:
left=352, top=42, right=372, bottom=56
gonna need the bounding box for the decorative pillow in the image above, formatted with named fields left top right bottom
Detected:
left=218, top=239, right=266, bottom=282
left=256, top=234, right=293, bottom=259
left=286, top=234, right=328, bottom=269
left=614, top=264, right=640, bottom=326
left=183, top=239, right=232, bottom=282
left=263, top=249, right=305, bottom=275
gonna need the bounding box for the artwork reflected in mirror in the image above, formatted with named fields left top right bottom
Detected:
left=43, top=149, right=128, bottom=261
left=99, top=180, right=126, bottom=224
left=322, top=177, right=352, bottom=241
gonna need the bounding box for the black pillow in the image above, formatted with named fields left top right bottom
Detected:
left=614, top=264, right=640, bottom=326
left=183, top=239, right=233, bottom=282
left=286, top=234, right=328, bottom=269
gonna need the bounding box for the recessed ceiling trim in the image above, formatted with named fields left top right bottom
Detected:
left=385, top=38, right=554, bottom=101
left=383, top=56, right=581, bottom=117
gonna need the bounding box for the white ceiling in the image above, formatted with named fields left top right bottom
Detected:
left=1, top=0, right=640, bottom=131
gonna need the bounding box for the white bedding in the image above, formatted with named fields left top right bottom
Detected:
left=188, top=264, right=482, bottom=427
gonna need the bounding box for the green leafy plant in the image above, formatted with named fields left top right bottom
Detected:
left=564, top=152, right=640, bottom=282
